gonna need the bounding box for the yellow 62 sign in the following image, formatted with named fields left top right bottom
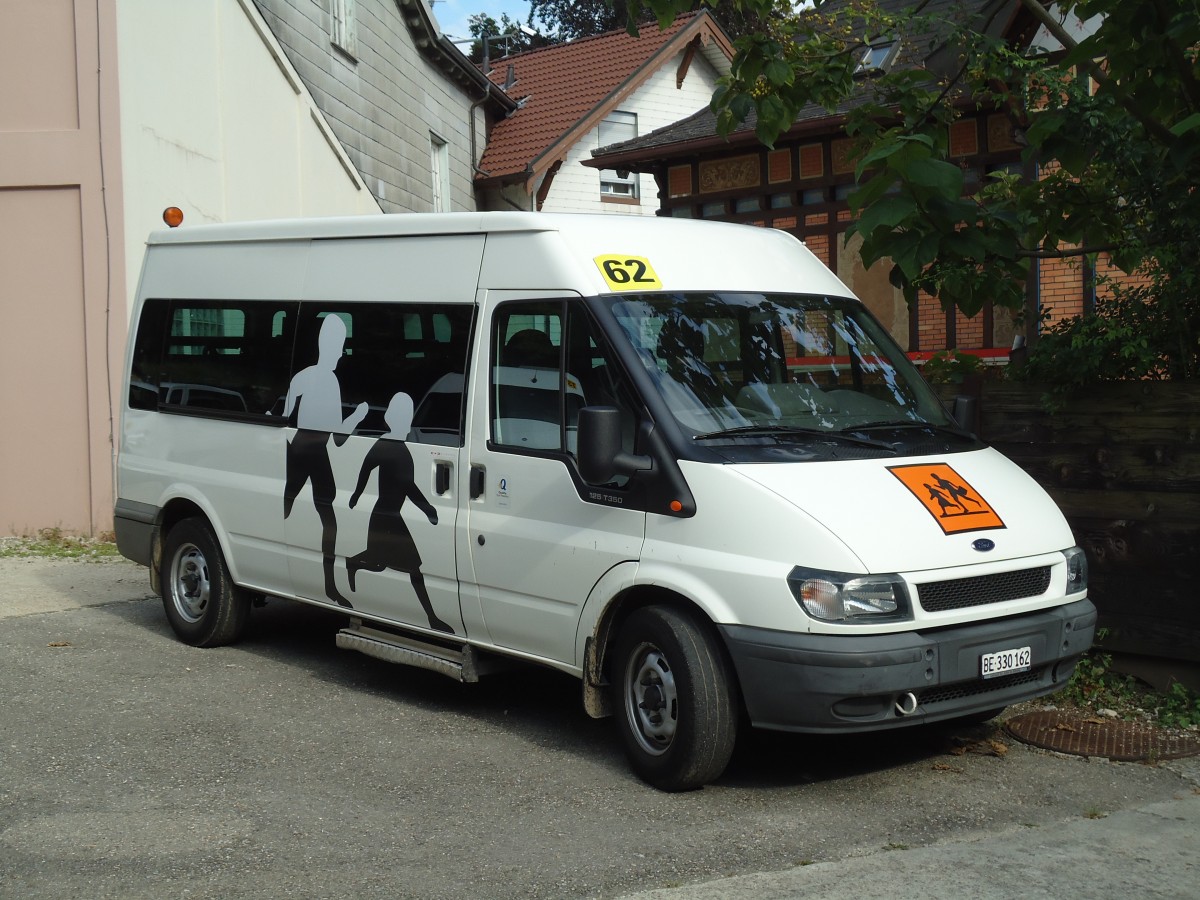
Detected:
left=594, top=255, right=662, bottom=291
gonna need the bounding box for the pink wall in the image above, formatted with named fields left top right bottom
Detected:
left=0, top=0, right=126, bottom=535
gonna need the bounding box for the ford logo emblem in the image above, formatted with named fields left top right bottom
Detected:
left=973, top=538, right=996, bottom=552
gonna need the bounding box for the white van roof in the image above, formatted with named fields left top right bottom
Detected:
left=145, top=212, right=854, bottom=299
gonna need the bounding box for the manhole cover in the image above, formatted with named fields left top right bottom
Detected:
left=1005, top=710, right=1200, bottom=761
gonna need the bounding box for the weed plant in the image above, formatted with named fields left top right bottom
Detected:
left=0, top=527, right=120, bottom=561
left=1055, top=645, right=1200, bottom=731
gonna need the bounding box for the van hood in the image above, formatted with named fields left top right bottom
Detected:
left=728, top=448, right=1075, bottom=574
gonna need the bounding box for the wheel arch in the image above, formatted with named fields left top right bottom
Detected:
left=150, top=495, right=225, bottom=594
left=581, top=581, right=739, bottom=720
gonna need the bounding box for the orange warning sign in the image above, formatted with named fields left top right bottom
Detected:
left=887, top=463, right=1005, bottom=535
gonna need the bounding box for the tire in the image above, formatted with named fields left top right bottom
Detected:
left=611, top=606, right=738, bottom=791
left=160, top=517, right=251, bottom=647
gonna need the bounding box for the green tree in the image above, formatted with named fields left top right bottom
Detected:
left=466, top=12, right=544, bottom=65
left=530, top=0, right=630, bottom=40
left=529, top=0, right=775, bottom=42
left=628, top=0, right=1200, bottom=381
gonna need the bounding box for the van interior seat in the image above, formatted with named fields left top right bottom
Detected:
left=502, top=329, right=558, bottom=368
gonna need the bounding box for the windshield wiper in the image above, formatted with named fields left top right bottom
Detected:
left=693, top=425, right=896, bottom=450
left=844, top=420, right=974, bottom=438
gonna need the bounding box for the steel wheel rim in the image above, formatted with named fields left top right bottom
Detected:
left=624, top=642, right=678, bottom=756
left=169, top=542, right=210, bottom=624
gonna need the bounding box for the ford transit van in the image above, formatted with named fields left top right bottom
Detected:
left=116, top=212, right=1094, bottom=790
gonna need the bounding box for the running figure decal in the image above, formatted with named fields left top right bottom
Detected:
left=347, top=393, right=453, bottom=634
left=887, top=463, right=1005, bottom=535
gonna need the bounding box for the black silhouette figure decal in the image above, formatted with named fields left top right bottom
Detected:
left=347, top=392, right=453, bottom=634
left=889, top=463, right=1005, bottom=535
left=283, top=315, right=368, bottom=606
left=929, top=471, right=983, bottom=513
left=923, top=482, right=958, bottom=518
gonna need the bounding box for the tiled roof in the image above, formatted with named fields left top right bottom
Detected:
left=588, top=0, right=1019, bottom=169
left=476, top=12, right=732, bottom=184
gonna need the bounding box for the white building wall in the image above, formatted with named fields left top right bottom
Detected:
left=117, top=0, right=380, bottom=314
left=539, top=50, right=722, bottom=215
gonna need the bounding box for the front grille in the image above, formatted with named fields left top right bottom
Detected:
left=919, top=668, right=1044, bottom=706
left=916, top=566, right=1051, bottom=613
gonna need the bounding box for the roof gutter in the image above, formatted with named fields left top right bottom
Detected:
left=394, top=0, right=517, bottom=115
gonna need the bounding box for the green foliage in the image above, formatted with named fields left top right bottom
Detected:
left=1158, top=682, right=1200, bottom=731
left=1056, top=649, right=1141, bottom=710
left=631, top=0, right=1200, bottom=381
left=465, top=12, right=546, bottom=64
left=529, top=0, right=628, bottom=41
left=527, top=0, right=772, bottom=42
left=0, top=527, right=120, bottom=561
left=1055, top=646, right=1200, bottom=731
left=920, top=350, right=983, bottom=385
left=1015, top=250, right=1200, bottom=393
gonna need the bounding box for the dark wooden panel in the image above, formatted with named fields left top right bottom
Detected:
left=936, top=382, right=1200, bottom=663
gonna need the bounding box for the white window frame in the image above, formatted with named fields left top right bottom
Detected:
left=598, top=111, right=638, bottom=199
left=430, top=133, right=451, bottom=212
left=332, top=0, right=357, bottom=59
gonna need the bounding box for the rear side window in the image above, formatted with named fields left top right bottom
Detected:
left=129, top=298, right=298, bottom=418
left=288, top=302, right=475, bottom=445
left=131, top=298, right=476, bottom=444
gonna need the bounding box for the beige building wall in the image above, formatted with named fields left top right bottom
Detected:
left=1, top=0, right=382, bottom=536
left=0, top=0, right=125, bottom=536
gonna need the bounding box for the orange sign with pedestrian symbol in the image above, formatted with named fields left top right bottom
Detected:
left=887, top=463, right=1005, bottom=534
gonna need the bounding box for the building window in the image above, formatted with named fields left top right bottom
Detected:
left=855, top=38, right=898, bottom=76
left=430, top=133, right=450, bottom=212
left=332, top=0, right=357, bottom=59
left=598, top=111, right=638, bottom=198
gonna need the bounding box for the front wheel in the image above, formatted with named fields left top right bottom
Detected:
left=161, top=517, right=250, bottom=647
left=611, top=606, right=738, bottom=791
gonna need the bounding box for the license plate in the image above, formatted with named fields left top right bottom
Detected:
left=980, top=646, right=1031, bottom=679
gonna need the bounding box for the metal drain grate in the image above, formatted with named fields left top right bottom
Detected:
left=1005, top=710, right=1200, bottom=761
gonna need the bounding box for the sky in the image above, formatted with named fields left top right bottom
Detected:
left=432, top=0, right=535, bottom=46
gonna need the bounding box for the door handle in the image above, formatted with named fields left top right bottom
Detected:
left=469, top=465, right=485, bottom=499
left=434, top=461, right=452, bottom=495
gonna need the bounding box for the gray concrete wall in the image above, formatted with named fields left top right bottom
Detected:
left=255, top=0, right=486, bottom=212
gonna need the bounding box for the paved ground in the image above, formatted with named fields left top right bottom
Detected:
left=1, top=556, right=1197, bottom=899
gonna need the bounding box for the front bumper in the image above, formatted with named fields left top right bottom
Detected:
left=719, top=598, right=1096, bottom=733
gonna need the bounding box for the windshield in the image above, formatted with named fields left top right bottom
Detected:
left=606, top=292, right=960, bottom=451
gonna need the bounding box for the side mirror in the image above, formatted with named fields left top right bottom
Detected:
left=577, top=406, right=652, bottom=485
left=950, top=394, right=978, bottom=433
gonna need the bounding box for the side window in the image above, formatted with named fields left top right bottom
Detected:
left=491, top=300, right=640, bottom=472
left=490, top=301, right=566, bottom=451
left=289, top=302, right=474, bottom=445
left=128, top=298, right=297, bottom=418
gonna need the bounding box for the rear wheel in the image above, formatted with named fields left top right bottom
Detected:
left=161, top=517, right=250, bottom=647
left=611, top=606, right=738, bottom=791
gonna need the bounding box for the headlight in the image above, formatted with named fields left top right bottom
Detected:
left=787, top=566, right=911, bottom=622
left=1063, top=546, right=1088, bottom=594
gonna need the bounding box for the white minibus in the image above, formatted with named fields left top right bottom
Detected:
left=116, top=212, right=1094, bottom=790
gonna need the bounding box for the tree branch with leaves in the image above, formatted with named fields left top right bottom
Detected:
left=627, top=0, right=1200, bottom=380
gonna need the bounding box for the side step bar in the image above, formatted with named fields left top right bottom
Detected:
left=335, top=619, right=513, bottom=683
